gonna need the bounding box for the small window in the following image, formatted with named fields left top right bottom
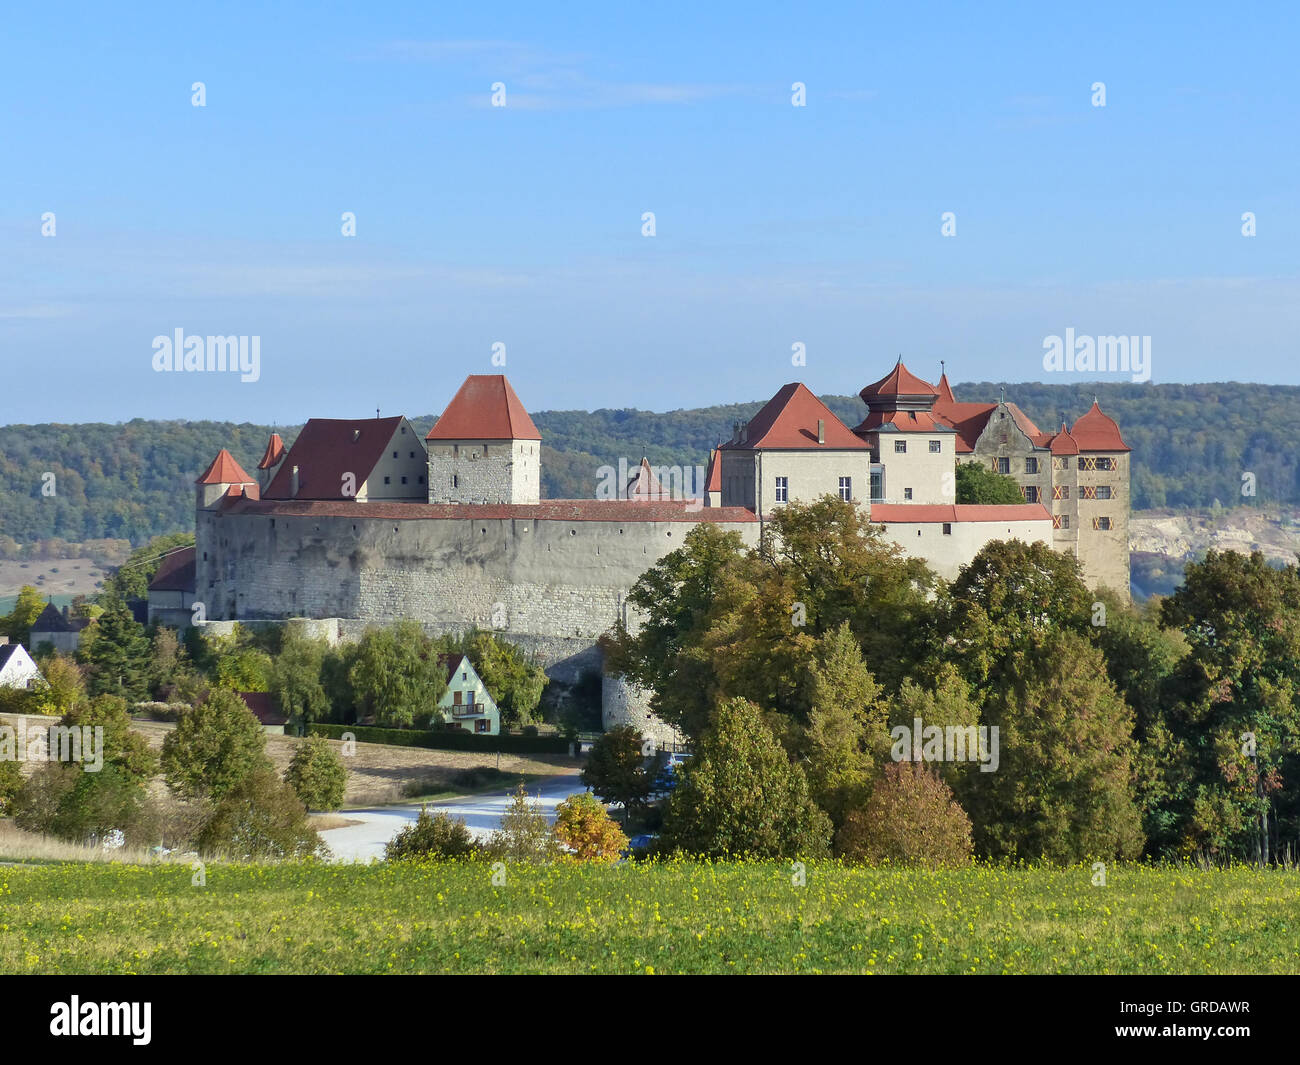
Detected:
left=401, top=476, right=408, bottom=484
left=409, top=451, right=416, bottom=459
left=1094, top=516, right=1112, bottom=530
left=392, top=451, right=398, bottom=459
left=1053, top=456, right=1070, bottom=471
left=452, top=474, right=459, bottom=488
left=384, top=476, right=391, bottom=485
left=1061, top=514, right=1070, bottom=529
left=904, top=487, right=913, bottom=500
left=1097, top=486, right=1112, bottom=500
left=838, top=477, right=852, bottom=502
left=929, top=440, right=941, bottom=453
left=942, top=523, right=952, bottom=535
left=894, top=440, right=907, bottom=454
left=996, top=458, right=1010, bottom=475
left=1025, top=457, right=1039, bottom=474
left=775, top=477, right=789, bottom=503
left=419, top=475, right=425, bottom=484
left=1022, top=486, right=1040, bottom=503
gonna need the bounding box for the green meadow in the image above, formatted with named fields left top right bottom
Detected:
left=2, top=860, right=1297, bottom=975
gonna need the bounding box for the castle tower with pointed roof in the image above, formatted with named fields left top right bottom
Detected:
left=426, top=375, right=541, bottom=504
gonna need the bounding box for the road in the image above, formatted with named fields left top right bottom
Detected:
left=319, top=773, right=589, bottom=863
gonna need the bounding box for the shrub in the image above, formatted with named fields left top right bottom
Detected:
left=450, top=766, right=510, bottom=790
left=0, top=759, right=24, bottom=815
left=161, top=688, right=271, bottom=801
left=385, top=808, right=479, bottom=861
left=658, top=697, right=832, bottom=860
left=553, top=792, right=628, bottom=861
left=836, top=762, right=974, bottom=868
left=484, top=782, right=560, bottom=862
left=284, top=735, right=347, bottom=811
left=195, top=769, right=323, bottom=860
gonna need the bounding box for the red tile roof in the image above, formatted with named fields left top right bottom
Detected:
left=870, top=503, right=1051, bottom=523
left=860, top=360, right=939, bottom=401
left=721, top=383, right=870, bottom=450
left=426, top=375, right=541, bottom=441
left=218, top=497, right=759, bottom=523
left=148, top=546, right=196, bottom=593
left=626, top=457, right=664, bottom=500
left=258, top=433, right=285, bottom=470
left=1070, top=401, right=1130, bottom=452
left=264, top=416, right=407, bottom=500
left=704, top=449, right=721, bottom=493
left=853, top=409, right=950, bottom=434
left=1046, top=424, right=1080, bottom=455
left=196, top=449, right=256, bottom=486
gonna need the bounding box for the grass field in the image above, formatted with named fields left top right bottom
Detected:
left=2, top=860, right=1297, bottom=974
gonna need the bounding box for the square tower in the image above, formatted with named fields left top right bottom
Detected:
left=426, top=375, right=542, bottom=504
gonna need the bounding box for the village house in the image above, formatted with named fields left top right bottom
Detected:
left=435, top=655, right=500, bottom=736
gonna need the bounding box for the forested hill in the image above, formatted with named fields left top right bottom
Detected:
left=1, top=381, right=1297, bottom=547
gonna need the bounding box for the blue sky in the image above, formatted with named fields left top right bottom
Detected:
left=2, top=1, right=1297, bottom=424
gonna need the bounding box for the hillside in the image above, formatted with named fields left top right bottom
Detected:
left=2, top=381, right=1299, bottom=549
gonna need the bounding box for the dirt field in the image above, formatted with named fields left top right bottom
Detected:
left=127, top=720, right=581, bottom=807
left=0, top=556, right=110, bottom=606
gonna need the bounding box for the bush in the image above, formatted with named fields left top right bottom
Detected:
left=553, top=792, right=628, bottom=861
left=836, top=762, right=974, bottom=868
left=194, top=769, right=323, bottom=860
left=284, top=735, right=347, bottom=811
left=484, top=782, right=560, bottom=862
left=658, top=698, right=832, bottom=860
left=12, top=763, right=156, bottom=846
left=385, top=808, right=479, bottom=861
left=450, top=766, right=510, bottom=790
left=0, top=759, right=24, bottom=815
left=161, top=688, right=271, bottom=801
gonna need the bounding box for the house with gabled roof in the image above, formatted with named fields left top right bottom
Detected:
left=717, top=382, right=873, bottom=520
left=0, top=640, right=43, bottom=691
left=263, top=416, right=426, bottom=502
left=27, top=601, right=92, bottom=655
left=434, top=654, right=500, bottom=735
left=147, top=545, right=197, bottom=628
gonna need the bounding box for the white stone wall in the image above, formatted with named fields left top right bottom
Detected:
left=874, top=517, right=1054, bottom=581
left=359, top=421, right=428, bottom=501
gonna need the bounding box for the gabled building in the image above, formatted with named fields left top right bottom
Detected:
left=262, top=416, right=426, bottom=502
left=426, top=375, right=541, bottom=505
left=718, top=382, right=873, bottom=518
left=930, top=372, right=1131, bottom=596
left=28, top=601, right=91, bottom=655
left=435, top=654, right=500, bottom=736
left=0, top=640, right=43, bottom=691
left=147, top=546, right=197, bottom=628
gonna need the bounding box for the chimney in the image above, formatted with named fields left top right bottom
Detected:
left=740, top=421, right=748, bottom=444
left=290, top=465, right=300, bottom=497
left=732, top=420, right=740, bottom=444
left=817, top=419, right=825, bottom=445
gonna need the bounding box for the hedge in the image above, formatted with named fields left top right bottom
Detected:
left=307, top=722, right=571, bottom=754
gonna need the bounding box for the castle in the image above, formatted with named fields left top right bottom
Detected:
left=189, top=363, right=1130, bottom=741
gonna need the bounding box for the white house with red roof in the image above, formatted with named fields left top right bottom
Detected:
left=717, top=382, right=874, bottom=514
